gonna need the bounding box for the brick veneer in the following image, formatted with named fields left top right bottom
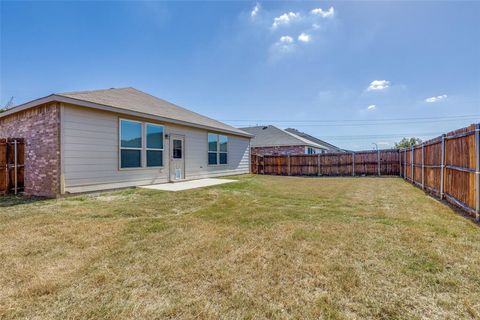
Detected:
left=0, top=103, right=60, bottom=197
left=252, top=145, right=307, bottom=156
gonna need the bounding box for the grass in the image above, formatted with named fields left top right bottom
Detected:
left=1, top=175, right=479, bottom=319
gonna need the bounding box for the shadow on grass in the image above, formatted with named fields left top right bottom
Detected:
left=0, top=195, right=48, bottom=207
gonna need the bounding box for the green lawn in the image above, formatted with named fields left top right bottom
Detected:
left=1, top=175, right=479, bottom=319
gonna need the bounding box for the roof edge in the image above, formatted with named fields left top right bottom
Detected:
left=0, top=95, right=253, bottom=138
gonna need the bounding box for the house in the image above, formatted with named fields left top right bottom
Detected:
left=0, top=87, right=252, bottom=197
left=240, top=125, right=343, bottom=156
left=284, top=128, right=344, bottom=153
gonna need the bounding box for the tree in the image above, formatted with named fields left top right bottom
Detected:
left=394, top=137, right=422, bottom=149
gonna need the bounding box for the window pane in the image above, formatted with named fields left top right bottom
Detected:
left=147, top=150, right=163, bottom=167
left=219, top=153, right=227, bottom=164
left=173, top=139, right=182, bottom=159
left=121, top=149, right=141, bottom=168
left=146, top=124, right=163, bottom=149
left=219, top=135, right=228, bottom=152
left=208, top=133, right=218, bottom=152
left=121, top=120, right=142, bottom=148
left=208, top=152, right=217, bottom=165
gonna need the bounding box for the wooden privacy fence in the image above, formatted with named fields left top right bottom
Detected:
left=0, top=138, right=25, bottom=195
left=252, top=149, right=400, bottom=177
left=400, top=123, right=480, bottom=220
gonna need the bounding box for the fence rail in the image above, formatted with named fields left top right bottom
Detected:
left=0, top=138, right=25, bottom=195
left=400, top=123, right=479, bottom=220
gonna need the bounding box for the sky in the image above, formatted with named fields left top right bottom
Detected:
left=1, top=1, right=479, bottom=150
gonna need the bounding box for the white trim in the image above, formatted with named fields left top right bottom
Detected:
left=60, top=103, right=66, bottom=194
left=1, top=94, right=253, bottom=138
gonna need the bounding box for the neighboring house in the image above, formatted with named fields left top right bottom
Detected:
left=284, top=128, right=345, bottom=153
left=240, top=125, right=342, bottom=156
left=0, top=87, right=252, bottom=197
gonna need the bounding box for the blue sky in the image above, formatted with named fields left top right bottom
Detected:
left=1, top=1, right=479, bottom=150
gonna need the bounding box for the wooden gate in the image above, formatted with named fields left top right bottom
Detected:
left=0, top=138, right=25, bottom=195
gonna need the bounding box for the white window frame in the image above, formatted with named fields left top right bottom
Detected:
left=119, top=119, right=143, bottom=170
left=119, top=119, right=165, bottom=170
left=145, top=122, right=165, bottom=168
left=208, top=133, right=228, bottom=166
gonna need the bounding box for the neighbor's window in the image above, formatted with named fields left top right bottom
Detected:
left=208, top=133, right=228, bottom=165
left=120, top=120, right=142, bottom=168
left=306, top=147, right=316, bottom=155
left=146, top=123, right=164, bottom=167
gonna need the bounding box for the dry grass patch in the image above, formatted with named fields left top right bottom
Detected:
left=1, top=175, right=479, bottom=319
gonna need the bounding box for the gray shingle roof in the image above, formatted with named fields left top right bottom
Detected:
left=284, top=128, right=343, bottom=151
left=57, top=87, right=251, bottom=136
left=240, top=125, right=326, bottom=148
left=1, top=87, right=252, bottom=137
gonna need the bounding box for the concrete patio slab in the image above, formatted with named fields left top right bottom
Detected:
left=139, top=178, right=237, bottom=192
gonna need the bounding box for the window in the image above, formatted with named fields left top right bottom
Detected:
left=146, top=124, right=164, bottom=167
left=208, top=133, right=228, bottom=165
left=119, top=119, right=164, bottom=169
left=120, top=120, right=142, bottom=168
left=172, top=139, right=182, bottom=159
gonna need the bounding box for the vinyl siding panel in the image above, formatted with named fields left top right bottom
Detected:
left=62, top=104, right=250, bottom=193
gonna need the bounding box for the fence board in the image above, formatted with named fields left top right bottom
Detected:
left=0, top=138, right=25, bottom=195
left=252, top=149, right=399, bottom=176
left=0, top=139, right=7, bottom=194
left=400, top=123, right=479, bottom=219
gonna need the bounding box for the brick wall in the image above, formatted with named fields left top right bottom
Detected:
left=0, top=103, right=60, bottom=197
left=252, top=145, right=306, bottom=156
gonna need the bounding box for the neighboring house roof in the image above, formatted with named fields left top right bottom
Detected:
left=284, top=128, right=344, bottom=152
left=0, top=87, right=252, bottom=138
left=240, top=125, right=327, bottom=149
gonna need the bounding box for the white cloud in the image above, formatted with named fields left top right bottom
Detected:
left=251, top=3, right=260, bottom=18
left=367, top=80, right=390, bottom=91
left=272, top=12, right=300, bottom=29
left=279, top=35, right=294, bottom=44
left=425, top=94, right=447, bottom=103
left=367, top=104, right=376, bottom=110
left=311, top=7, right=334, bottom=18
left=270, top=36, right=296, bottom=58
left=298, top=32, right=310, bottom=43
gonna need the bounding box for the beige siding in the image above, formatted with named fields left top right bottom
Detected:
left=62, top=104, right=250, bottom=193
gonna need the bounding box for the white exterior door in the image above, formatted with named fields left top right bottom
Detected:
left=170, top=135, right=185, bottom=181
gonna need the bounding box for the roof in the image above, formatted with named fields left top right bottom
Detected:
left=0, top=87, right=252, bottom=138
left=240, top=125, right=327, bottom=148
left=284, top=128, right=344, bottom=152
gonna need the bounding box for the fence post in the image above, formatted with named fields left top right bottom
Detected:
left=317, top=154, right=321, bottom=176
left=399, top=149, right=402, bottom=177
left=421, top=143, right=425, bottom=189
left=377, top=149, right=380, bottom=176
left=440, top=135, right=445, bottom=199
left=352, top=152, right=355, bottom=176
left=288, top=155, right=291, bottom=176
left=475, top=123, right=480, bottom=221
left=411, top=145, right=414, bottom=182
left=404, top=149, right=407, bottom=178
left=14, top=139, right=18, bottom=195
